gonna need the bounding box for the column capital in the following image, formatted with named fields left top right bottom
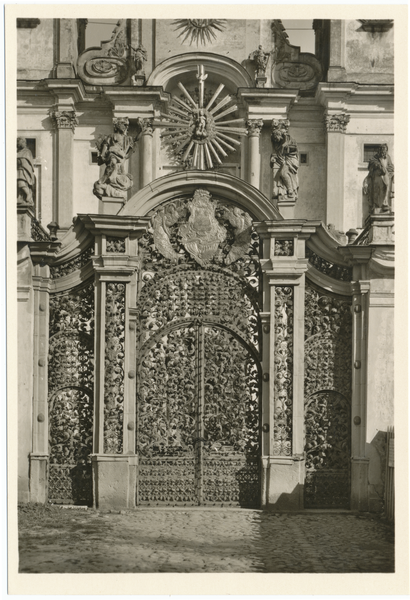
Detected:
left=140, top=118, right=154, bottom=136
left=324, top=112, right=350, bottom=133
left=50, top=109, right=78, bottom=132
left=246, top=119, right=264, bottom=137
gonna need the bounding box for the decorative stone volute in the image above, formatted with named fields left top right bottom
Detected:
left=271, top=20, right=322, bottom=91
left=77, top=19, right=130, bottom=86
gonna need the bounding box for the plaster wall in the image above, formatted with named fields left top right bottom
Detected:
left=17, top=20, right=55, bottom=80
left=344, top=130, right=394, bottom=230
left=365, top=278, right=394, bottom=512
left=344, top=20, right=394, bottom=84
left=154, top=20, right=273, bottom=85
left=289, top=103, right=326, bottom=221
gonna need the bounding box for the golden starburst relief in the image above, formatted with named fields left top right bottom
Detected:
left=173, top=19, right=227, bottom=45
left=155, top=66, right=247, bottom=170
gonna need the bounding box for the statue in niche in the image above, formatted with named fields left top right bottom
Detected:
left=270, top=119, right=299, bottom=201
left=363, top=144, right=394, bottom=214
left=17, top=137, right=35, bottom=206
left=93, top=117, right=141, bottom=200
left=131, top=44, right=147, bottom=86
left=249, top=45, right=270, bottom=77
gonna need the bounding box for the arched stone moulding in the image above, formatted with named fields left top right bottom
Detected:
left=120, top=170, right=282, bottom=221
left=146, top=52, right=253, bottom=92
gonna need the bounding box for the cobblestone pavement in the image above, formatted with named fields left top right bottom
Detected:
left=18, top=505, right=394, bottom=573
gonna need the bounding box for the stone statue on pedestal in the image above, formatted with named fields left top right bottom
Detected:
left=363, top=144, right=394, bottom=214
left=93, top=117, right=141, bottom=200
left=17, top=137, right=35, bottom=206
left=270, top=119, right=299, bottom=201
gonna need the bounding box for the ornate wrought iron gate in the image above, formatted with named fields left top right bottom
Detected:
left=136, top=323, right=260, bottom=507
left=303, top=282, right=352, bottom=508
left=48, top=281, right=94, bottom=505
left=135, top=193, right=261, bottom=507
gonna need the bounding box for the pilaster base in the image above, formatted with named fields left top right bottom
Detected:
left=266, top=456, right=305, bottom=510
left=29, top=453, right=48, bottom=503
left=277, top=198, right=297, bottom=220
left=99, top=196, right=125, bottom=216
left=350, top=457, right=370, bottom=511
left=92, top=454, right=138, bottom=510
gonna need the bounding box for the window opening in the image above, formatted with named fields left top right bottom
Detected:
left=281, top=19, right=315, bottom=54
left=363, top=144, right=382, bottom=163
left=85, top=19, right=119, bottom=50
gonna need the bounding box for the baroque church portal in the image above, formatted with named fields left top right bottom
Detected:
left=17, top=17, right=394, bottom=513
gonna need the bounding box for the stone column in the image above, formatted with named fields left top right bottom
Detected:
left=256, top=223, right=308, bottom=510
left=324, top=112, right=350, bottom=232
left=350, top=276, right=371, bottom=511
left=50, top=109, right=78, bottom=232
left=30, top=264, right=52, bottom=503
left=246, top=119, right=263, bottom=189
left=78, top=216, right=149, bottom=510
left=140, top=118, right=154, bottom=188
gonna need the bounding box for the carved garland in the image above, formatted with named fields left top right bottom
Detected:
left=275, top=239, right=294, bottom=256
left=106, top=237, right=126, bottom=253
left=273, top=286, right=293, bottom=456
left=104, top=283, right=126, bottom=454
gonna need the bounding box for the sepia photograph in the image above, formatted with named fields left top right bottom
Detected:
left=7, top=4, right=409, bottom=595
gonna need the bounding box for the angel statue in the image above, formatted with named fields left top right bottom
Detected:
left=93, top=117, right=141, bottom=200
left=270, top=119, right=299, bottom=202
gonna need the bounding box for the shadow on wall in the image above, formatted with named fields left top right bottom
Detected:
left=266, top=483, right=305, bottom=512
left=366, top=430, right=387, bottom=513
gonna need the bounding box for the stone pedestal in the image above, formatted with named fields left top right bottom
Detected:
left=99, top=196, right=125, bottom=215
left=277, top=198, right=297, bottom=220
left=266, top=457, right=304, bottom=510
left=92, top=455, right=138, bottom=510
left=29, top=454, right=48, bottom=503
left=350, top=457, right=370, bottom=511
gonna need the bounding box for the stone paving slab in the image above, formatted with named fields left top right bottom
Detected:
left=18, top=504, right=394, bottom=573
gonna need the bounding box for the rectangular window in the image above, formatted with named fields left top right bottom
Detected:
left=25, top=138, right=36, bottom=159
left=90, top=150, right=99, bottom=165
left=299, top=152, right=309, bottom=165
left=363, top=144, right=381, bottom=163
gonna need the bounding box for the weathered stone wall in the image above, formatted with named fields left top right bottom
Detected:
left=344, top=20, right=394, bottom=84
left=17, top=20, right=55, bottom=80
left=155, top=19, right=274, bottom=85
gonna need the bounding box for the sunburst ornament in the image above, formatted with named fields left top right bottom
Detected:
left=173, top=19, right=227, bottom=45
left=156, top=66, right=247, bottom=170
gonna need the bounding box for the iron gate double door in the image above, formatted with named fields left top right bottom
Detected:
left=136, top=324, right=260, bottom=507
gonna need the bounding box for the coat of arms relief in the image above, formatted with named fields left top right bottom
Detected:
left=151, top=189, right=253, bottom=267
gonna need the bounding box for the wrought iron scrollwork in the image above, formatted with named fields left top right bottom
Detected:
left=48, top=281, right=95, bottom=505
left=50, top=246, right=94, bottom=280
left=306, top=247, right=352, bottom=281
left=304, top=282, right=352, bottom=508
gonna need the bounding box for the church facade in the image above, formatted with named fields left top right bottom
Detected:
left=17, top=18, right=394, bottom=512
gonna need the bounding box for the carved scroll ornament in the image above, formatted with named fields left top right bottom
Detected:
left=77, top=20, right=130, bottom=85
left=271, top=20, right=322, bottom=91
